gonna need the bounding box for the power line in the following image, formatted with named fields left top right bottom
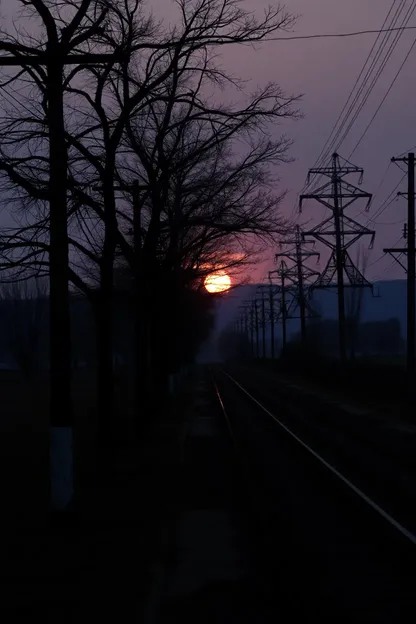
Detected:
left=264, top=25, right=416, bottom=43
left=333, top=0, right=416, bottom=156
left=349, top=32, right=416, bottom=157
left=398, top=142, right=416, bottom=156
left=370, top=196, right=400, bottom=222
left=317, top=0, right=407, bottom=168
left=368, top=236, right=403, bottom=269
left=368, top=254, right=385, bottom=269
left=288, top=4, right=416, bottom=227
left=299, top=1, right=411, bottom=195
left=369, top=192, right=400, bottom=222
left=359, top=172, right=406, bottom=227
left=374, top=218, right=405, bottom=225
left=373, top=257, right=399, bottom=280
left=372, top=161, right=393, bottom=201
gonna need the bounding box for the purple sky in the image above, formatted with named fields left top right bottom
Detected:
left=2, top=0, right=416, bottom=284
left=112, top=0, right=416, bottom=283
left=225, top=0, right=416, bottom=283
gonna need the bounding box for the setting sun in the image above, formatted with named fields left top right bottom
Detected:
left=204, top=271, right=231, bottom=294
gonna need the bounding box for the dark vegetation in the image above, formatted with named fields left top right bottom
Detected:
left=0, top=0, right=298, bottom=532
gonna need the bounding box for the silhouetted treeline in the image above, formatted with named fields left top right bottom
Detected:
left=0, top=277, right=215, bottom=389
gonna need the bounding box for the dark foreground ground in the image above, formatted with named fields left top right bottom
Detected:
left=0, top=367, right=274, bottom=622
left=0, top=372, right=187, bottom=621
left=2, top=365, right=416, bottom=621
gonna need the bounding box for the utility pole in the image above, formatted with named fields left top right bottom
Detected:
left=132, top=180, right=145, bottom=436
left=0, top=34, right=125, bottom=513
left=239, top=304, right=253, bottom=359
left=255, top=287, right=268, bottom=358
left=245, top=301, right=255, bottom=358
left=254, top=299, right=260, bottom=358
left=268, top=272, right=286, bottom=359
left=269, top=277, right=276, bottom=359
left=281, top=269, right=287, bottom=349
left=275, top=225, right=319, bottom=345
left=269, top=262, right=292, bottom=350
left=385, top=153, right=416, bottom=379
left=383, top=223, right=410, bottom=273
left=245, top=309, right=249, bottom=350
left=243, top=307, right=249, bottom=355
left=332, top=154, right=347, bottom=362
left=300, top=153, right=375, bottom=363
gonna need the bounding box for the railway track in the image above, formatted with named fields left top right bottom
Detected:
left=223, top=364, right=416, bottom=538
left=212, top=367, right=416, bottom=622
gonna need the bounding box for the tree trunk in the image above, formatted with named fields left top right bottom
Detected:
left=93, top=295, right=115, bottom=456
left=134, top=313, right=145, bottom=436
left=95, top=165, right=117, bottom=461
left=134, top=290, right=152, bottom=439
left=47, top=54, right=73, bottom=513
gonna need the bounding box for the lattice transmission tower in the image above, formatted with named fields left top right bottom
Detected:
left=300, top=153, right=375, bottom=362
left=275, top=225, right=320, bottom=343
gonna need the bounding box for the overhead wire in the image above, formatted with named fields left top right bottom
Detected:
left=299, top=3, right=413, bottom=236
left=284, top=2, right=416, bottom=230
left=397, top=143, right=416, bottom=156
left=373, top=218, right=405, bottom=225
left=349, top=28, right=416, bottom=157
left=312, top=0, right=405, bottom=173
left=263, top=25, right=416, bottom=43
left=370, top=234, right=403, bottom=274
left=370, top=195, right=401, bottom=223
left=333, top=0, right=415, bottom=155
left=297, top=0, right=410, bottom=200
left=372, top=257, right=399, bottom=280
left=365, top=172, right=406, bottom=225
left=288, top=2, right=404, bottom=223
left=371, top=161, right=392, bottom=202
left=368, top=253, right=386, bottom=269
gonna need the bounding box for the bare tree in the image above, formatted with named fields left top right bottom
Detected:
left=0, top=0, right=298, bottom=441
left=63, top=0, right=297, bottom=424
left=112, top=35, right=298, bottom=400
left=0, top=0, right=127, bottom=512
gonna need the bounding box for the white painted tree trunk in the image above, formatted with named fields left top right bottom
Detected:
left=50, top=427, right=74, bottom=511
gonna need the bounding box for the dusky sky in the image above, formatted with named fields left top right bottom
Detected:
left=2, top=0, right=416, bottom=283
left=227, top=0, right=416, bottom=283
left=151, top=0, right=416, bottom=283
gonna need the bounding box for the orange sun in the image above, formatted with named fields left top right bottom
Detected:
left=204, top=271, right=231, bottom=293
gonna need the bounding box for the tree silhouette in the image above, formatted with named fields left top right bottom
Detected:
left=0, top=1, right=298, bottom=461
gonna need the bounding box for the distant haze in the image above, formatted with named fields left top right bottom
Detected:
left=197, top=279, right=411, bottom=360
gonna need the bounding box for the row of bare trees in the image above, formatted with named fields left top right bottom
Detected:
left=0, top=0, right=298, bottom=510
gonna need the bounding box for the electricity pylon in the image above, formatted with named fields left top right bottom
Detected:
left=267, top=273, right=282, bottom=358
left=300, top=153, right=375, bottom=362
left=240, top=302, right=255, bottom=358
left=255, top=286, right=268, bottom=358
left=268, top=260, right=295, bottom=349
left=256, top=282, right=281, bottom=358
left=241, top=299, right=260, bottom=358
left=276, top=225, right=320, bottom=343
